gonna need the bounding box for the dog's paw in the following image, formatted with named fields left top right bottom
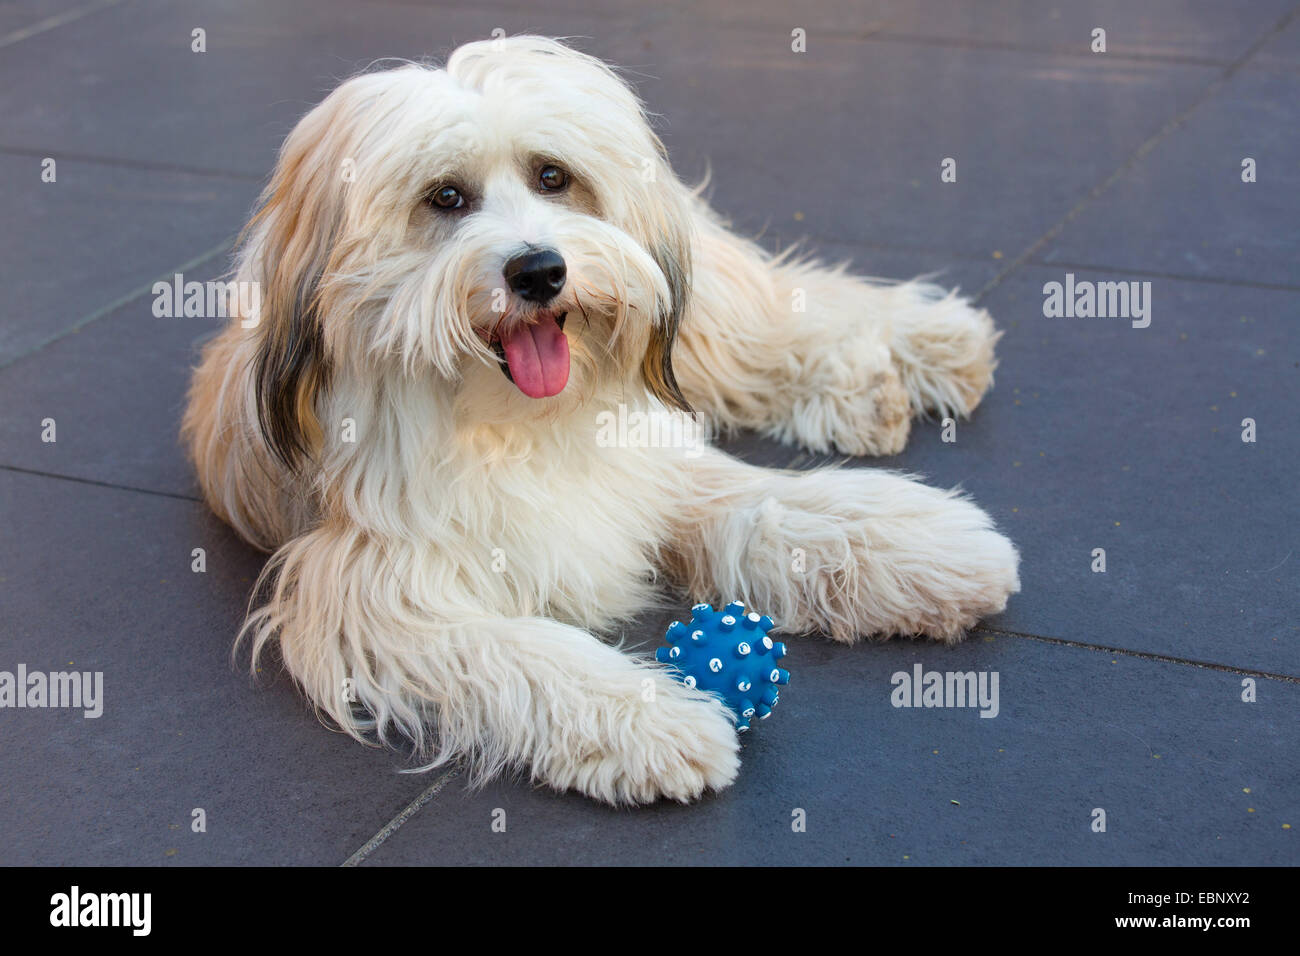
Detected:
left=886, top=281, right=1001, bottom=420
left=885, top=518, right=1021, bottom=642
left=538, top=678, right=740, bottom=805
left=855, top=493, right=1020, bottom=643
left=768, top=335, right=912, bottom=457
left=738, top=471, right=1020, bottom=645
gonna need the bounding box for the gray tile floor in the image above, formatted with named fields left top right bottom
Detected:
left=0, top=0, right=1295, bottom=865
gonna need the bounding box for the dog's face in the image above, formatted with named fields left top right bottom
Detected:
left=246, top=36, right=694, bottom=468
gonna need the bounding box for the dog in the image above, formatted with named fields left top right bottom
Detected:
left=182, top=36, right=1020, bottom=804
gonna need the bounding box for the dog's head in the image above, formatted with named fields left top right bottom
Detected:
left=243, top=36, right=695, bottom=469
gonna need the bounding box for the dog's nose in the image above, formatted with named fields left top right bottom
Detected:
left=503, top=249, right=567, bottom=304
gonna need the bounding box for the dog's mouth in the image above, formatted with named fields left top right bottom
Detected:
left=489, top=311, right=569, bottom=398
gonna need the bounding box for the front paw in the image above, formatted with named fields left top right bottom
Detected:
left=857, top=494, right=1021, bottom=643
left=537, top=677, right=741, bottom=805
left=740, top=475, right=1019, bottom=644
left=888, top=518, right=1021, bottom=641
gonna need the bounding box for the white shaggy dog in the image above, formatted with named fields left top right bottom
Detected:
left=183, top=36, right=1020, bottom=804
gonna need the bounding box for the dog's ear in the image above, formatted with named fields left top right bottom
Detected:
left=243, top=91, right=353, bottom=471
left=642, top=236, right=692, bottom=414
left=252, top=263, right=328, bottom=473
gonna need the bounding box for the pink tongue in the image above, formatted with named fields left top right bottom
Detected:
left=500, top=314, right=570, bottom=398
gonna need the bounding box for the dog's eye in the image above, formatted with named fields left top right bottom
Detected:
left=538, top=165, right=569, bottom=191
left=427, top=185, right=465, bottom=210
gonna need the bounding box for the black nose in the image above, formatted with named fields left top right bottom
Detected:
left=503, top=248, right=567, bottom=304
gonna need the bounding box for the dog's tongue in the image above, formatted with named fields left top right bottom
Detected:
left=500, top=313, right=570, bottom=398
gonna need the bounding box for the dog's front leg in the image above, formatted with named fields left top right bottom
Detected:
left=244, top=527, right=739, bottom=805
left=668, top=448, right=1020, bottom=643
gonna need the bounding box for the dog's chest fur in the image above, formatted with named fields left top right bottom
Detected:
left=430, top=418, right=683, bottom=632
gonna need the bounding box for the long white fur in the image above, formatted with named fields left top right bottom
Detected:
left=183, top=36, right=1019, bottom=805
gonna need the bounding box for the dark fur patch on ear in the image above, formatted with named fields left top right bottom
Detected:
left=254, top=281, right=328, bottom=472
left=643, top=242, right=693, bottom=414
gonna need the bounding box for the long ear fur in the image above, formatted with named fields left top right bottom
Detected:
left=644, top=232, right=693, bottom=414
left=244, top=92, right=352, bottom=471
left=636, top=120, right=695, bottom=415
left=253, top=270, right=328, bottom=472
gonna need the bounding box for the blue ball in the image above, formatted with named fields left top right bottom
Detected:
left=656, top=601, right=789, bottom=731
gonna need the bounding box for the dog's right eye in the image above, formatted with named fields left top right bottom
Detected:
left=427, top=185, right=465, bottom=210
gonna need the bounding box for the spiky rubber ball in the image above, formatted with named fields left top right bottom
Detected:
left=656, top=601, right=789, bottom=731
